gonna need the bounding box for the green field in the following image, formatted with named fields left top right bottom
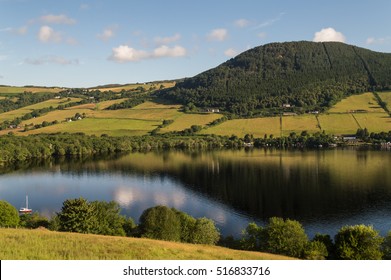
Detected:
left=94, top=82, right=176, bottom=92
left=329, top=92, right=384, bottom=113
left=0, top=86, right=62, bottom=95
left=0, top=228, right=293, bottom=260
left=378, top=91, right=391, bottom=112
left=2, top=92, right=391, bottom=137
left=0, top=98, right=80, bottom=123
left=25, top=118, right=160, bottom=136
left=202, top=117, right=281, bottom=138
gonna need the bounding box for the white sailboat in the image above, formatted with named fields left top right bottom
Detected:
left=19, top=195, right=32, bottom=214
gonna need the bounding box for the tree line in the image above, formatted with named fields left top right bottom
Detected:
left=1, top=198, right=391, bottom=259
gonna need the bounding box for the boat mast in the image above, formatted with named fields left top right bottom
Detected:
left=26, top=195, right=28, bottom=209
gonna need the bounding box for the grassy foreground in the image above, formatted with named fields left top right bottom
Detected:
left=0, top=228, right=294, bottom=260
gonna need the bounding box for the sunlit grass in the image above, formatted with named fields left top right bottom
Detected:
left=328, top=92, right=384, bottom=113
left=0, top=228, right=294, bottom=260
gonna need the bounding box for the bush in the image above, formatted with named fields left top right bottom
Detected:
left=303, top=240, right=328, bottom=260
left=0, top=200, right=20, bottom=227
left=19, top=212, right=49, bottom=229
left=263, top=217, right=309, bottom=258
left=90, top=201, right=126, bottom=236
left=57, top=197, right=95, bottom=233
left=334, top=224, right=383, bottom=260
left=382, top=231, right=391, bottom=260
left=240, top=222, right=265, bottom=251
left=139, top=205, right=181, bottom=242
left=190, top=217, right=220, bottom=245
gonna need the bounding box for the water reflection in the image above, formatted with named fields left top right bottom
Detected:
left=0, top=149, right=391, bottom=237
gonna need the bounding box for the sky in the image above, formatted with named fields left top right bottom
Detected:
left=1, top=0, right=391, bottom=87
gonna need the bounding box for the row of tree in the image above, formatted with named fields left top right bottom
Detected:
left=1, top=199, right=391, bottom=259
left=0, top=199, right=220, bottom=245
left=238, top=218, right=390, bottom=260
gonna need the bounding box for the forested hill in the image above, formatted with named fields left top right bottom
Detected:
left=161, top=41, right=391, bottom=115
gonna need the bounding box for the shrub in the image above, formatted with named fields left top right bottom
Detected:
left=382, top=231, right=391, bottom=260
left=0, top=200, right=20, bottom=227
left=139, top=205, right=181, bottom=242
left=334, top=224, right=383, bottom=260
left=263, top=217, right=309, bottom=258
left=303, top=240, right=328, bottom=260
left=57, top=197, right=95, bottom=233
left=190, top=217, right=220, bottom=245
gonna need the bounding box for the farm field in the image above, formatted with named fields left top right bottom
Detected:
left=353, top=112, right=391, bottom=132
left=281, top=115, right=320, bottom=135
left=317, top=114, right=360, bottom=135
left=0, top=86, right=62, bottom=95
left=377, top=91, right=391, bottom=112
left=0, top=98, right=81, bottom=123
left=160, top=113, right=222, bottom=133
left=328, top=92, right=384, bottom=113
left=24, top=118, right=160, bottom=136
left=202, top=117, right=281, bottom=138
left=94, top=81, right=176, bottom=92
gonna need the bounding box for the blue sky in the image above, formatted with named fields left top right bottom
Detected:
left=1, top=0, right=390, bottom=87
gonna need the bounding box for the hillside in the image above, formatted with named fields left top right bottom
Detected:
left=0, top=228, right=293, bottom=260
left=162, top=41, right=391, bottom=115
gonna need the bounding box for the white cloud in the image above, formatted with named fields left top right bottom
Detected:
left=224, top=48, right=238, bottom=57
left=234, top=19, right=250, bottom=28
left=207, top=28, right=228, bottom=41
left=153, top=45, right=186, bottom=57
left=254, top=12, right=285, bottom=29
left=97, top=27, right=116, bottom=41
left=24, top=56, right=79, bottom=65
left=109, top=45, right=149, bottom=62
left=40, top=14, right=76, bottom=25
left=154, top=33, right=181, bottom=45
left=109, top=44, right=187, bottom=63
left=257, top=32, right=267, bottom=39
left=313, top=27, right=346, bottom=43
left=1, top=26, right=27, bottom=35
left=366, top=36, right=390, bottom=45
left=38, top=25, right=62, bottom=43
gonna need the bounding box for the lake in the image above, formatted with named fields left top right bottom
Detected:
left=1, top=148, right=391, bottom=238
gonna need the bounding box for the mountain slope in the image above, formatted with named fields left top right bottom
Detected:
left=162, top=41, right=391, bottom=115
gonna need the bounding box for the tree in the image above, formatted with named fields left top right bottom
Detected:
left=334, top=224, right=384, bottom=260
left=303, top=240, right=328, bottom=260
left=382, top=231, right=391, bottom=260
left=90, top=200, right=126, bottom=236
left=263, top=217, right=309, bottom=258
left=172, top=208, right=196, bottom=243
left=138, top=205, right=181, bottom=242
left=240, top=222, right=265, bottom=251
left=0, top=200, right=20, bottom=227
left=19, top=212, right=49, bottom=229
left=190, top=217, right=220, bottom=245
left=57, top=197, right=95, bottom=233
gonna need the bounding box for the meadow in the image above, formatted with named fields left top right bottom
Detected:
left=1, top=90, right=390, bottom=137
left=377, top=91, right=391, bottom=112
left=0, top=228, right=292, bottom=260
left=0, top=86, right=62, bottom=95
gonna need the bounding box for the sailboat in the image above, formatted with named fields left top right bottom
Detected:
left=19, top=195, right=32, bottom=214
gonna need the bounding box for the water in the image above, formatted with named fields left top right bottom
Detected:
left=1, top=148, right=391, bottom=238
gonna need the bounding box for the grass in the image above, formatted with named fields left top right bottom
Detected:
left=328, top=92, right=384, bottom=113
left=0, top=228, right=294, bottom=260
left=377, top=91, right=391, bottom=112
left=353, top=113, right=391, bottom=132
left=282, top=115, right=320, bottom=135
left=0, top=98, right=81, bottom=123
left=0, top=86, right=61, bottom=95
left=94, top=82, right=176, bottom=92
left=160, top=113, right=223, bottom=133
left=202, top=117, right=281, bottom=138
left=317, top=114, right=360, bottom=134
left=24, top=118, right=160, bottom=136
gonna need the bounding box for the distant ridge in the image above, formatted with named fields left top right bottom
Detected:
left=162, top=41, right=391, bottom=115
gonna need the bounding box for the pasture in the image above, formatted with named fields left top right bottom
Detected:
left=0, top=98, right=80, bottom=123
left=0, top=86, right=61, bottom=95
left=94, top=81, right=176, bottom=92
left=328, top=92, right=384, bottom=113
left=377, top=91, right=391, bottom=112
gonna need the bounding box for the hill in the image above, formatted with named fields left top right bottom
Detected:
left=162, top=41, right=391, bottom=115
left=0, top=228, right=293, bottom=260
